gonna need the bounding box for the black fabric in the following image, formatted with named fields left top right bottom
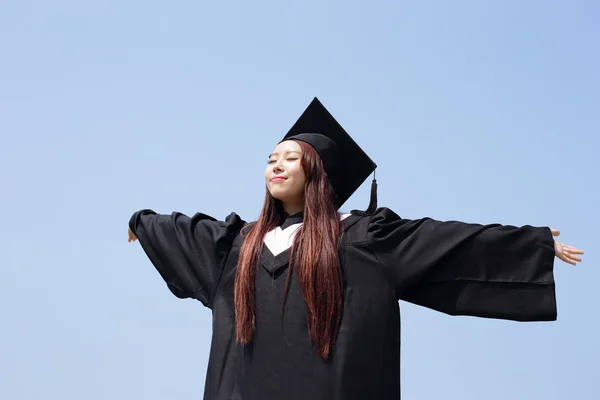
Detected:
left=365, top=208, right=557, bottom=321
left=281, top=211, right=304, bottom=230
left=260, top=245, right=291, bottom=275
left=130, top=207, right=556, bottom=400
left=281, top=98, right=376, bottom=208
left=128, top=210, right=245, bottom=307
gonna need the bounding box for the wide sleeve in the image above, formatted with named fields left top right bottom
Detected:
left=366, top=207, right=557, bottom=321
left=129, top=209, right=245, bottom=308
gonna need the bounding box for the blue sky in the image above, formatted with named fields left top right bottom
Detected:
left=1, top=1, right=598, bottom=399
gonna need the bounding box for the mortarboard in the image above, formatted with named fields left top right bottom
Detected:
left=280, top=97, right=378, bottom=212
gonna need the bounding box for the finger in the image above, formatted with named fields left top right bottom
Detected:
left=564, top=250, right=582, bottom=262
left=564, top=246, right=584, bottom=254
left=567, top=249, right=584, bottom=255
left=550, top=229, right=560, bottom=236
left=558, top=243, right=583, bottom=252
left=564, top=253, right=578, bottom=265
left=560, top=255, right=576, bottom=266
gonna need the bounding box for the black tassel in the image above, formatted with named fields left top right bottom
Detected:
left=366, top=172, right=377, bottom=214
left=351, top=169, right=378, bottom=216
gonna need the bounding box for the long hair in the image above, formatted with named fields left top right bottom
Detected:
left=234, top=140, right=343, bottom=360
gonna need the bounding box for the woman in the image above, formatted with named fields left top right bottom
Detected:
left=128, top=98, right=583, bottom=400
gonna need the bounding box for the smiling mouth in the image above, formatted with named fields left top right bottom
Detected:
left=271, top=177, right=287, bottom=182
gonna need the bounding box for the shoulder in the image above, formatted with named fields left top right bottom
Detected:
left=341, top=207, right=401, bottom=243
left=347, top=207, right=402, bottom=226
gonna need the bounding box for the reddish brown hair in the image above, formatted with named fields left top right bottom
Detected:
left=234, top=140, right=343, bottom=360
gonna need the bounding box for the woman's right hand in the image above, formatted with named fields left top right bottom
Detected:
left=128, top=227, right=137, bottom=243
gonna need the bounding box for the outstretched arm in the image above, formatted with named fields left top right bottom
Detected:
left=127, top=209, right=245, bottom=308
left=366, top=207, right=568, bottom=322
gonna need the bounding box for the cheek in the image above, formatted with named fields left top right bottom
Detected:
left=264, top=168, right=273, bottom=193
left=291, top=165, right=306, bottom=189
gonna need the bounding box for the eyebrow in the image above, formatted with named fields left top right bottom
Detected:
left=269, top=150, right=302, bottom=157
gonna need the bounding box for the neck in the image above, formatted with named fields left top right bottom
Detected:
left=282, top=200, right=304, bottom=216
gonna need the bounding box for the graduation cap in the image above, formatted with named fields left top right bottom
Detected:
left=280, top=97, right=378, bottom=212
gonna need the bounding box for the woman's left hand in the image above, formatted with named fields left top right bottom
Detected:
left=551, top=229, right=584, bottom=266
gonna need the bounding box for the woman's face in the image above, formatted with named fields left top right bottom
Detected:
left=265, top=140, right=306, bottom=205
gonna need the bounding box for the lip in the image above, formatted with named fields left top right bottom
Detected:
left=271, top=176, right=287, bottom=182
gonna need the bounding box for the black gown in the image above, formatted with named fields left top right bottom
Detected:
left=129, top=207, right=556, bottom=400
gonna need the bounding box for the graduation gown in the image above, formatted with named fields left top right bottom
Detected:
left=129, top=207, right=556, bottom=400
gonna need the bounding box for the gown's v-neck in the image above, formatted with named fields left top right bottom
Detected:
left=260, top=212, right=355, bottom=275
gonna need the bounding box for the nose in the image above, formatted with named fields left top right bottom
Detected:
left=272, top=160, right=284, bottom=174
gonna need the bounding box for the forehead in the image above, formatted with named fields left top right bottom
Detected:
left=271, top=140, right=302, bottom=154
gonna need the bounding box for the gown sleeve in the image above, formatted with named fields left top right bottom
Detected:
left=366, top=207, right=557, bottom=321
left=129, top=209, right=245, bottom=308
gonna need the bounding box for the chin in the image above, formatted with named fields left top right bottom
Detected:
left=269, top=191, right=286, bottom=201
left=268, top=185, right=302, bottom=203
left=269, top=190, right=293, bottom=203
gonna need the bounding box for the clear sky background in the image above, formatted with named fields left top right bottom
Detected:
left=1, top=1, right=598, bottom=399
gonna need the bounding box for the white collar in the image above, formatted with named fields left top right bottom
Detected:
left=263, top=213, right=351, bottom=256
